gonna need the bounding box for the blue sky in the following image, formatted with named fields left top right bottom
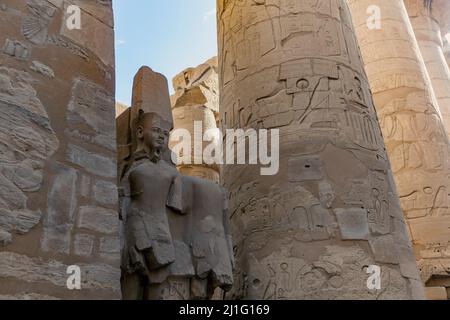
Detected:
left=113, top=0, right=217, bottom=105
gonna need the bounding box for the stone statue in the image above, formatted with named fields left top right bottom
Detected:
left=117, top=67, right=234, bottom=300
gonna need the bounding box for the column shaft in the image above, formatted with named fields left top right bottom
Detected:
left=349, top=0, right=450, bottom=297
left=171, top=58, right=220, bottom=183
left=0, top=0, right=119, bottom=299
left=218, top=0, right=423, bottom=299
left=405, top=0, right=450, bottom=137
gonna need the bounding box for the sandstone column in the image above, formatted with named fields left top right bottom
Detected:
left=405, top=0, right=450, bottom=137
left=349, top=0, right=450, bottom=300
left=0, top=0, right=119, bottom=299
left=218, top=0, right=424, bottom=299
left=116, top=102, right=129, bottom=118
left=170, top=57, right=220, bottom=183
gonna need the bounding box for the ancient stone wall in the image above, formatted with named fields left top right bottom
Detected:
left=349, top=0, right=450, bottom=300
left=170, top=57, right=220, bottom=183
left=218, top=0, right=424, bottom=299
left=0, top=0, right=120, bottom=299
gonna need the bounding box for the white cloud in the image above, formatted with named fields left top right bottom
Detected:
left=116, top=39, right=126, bottom=46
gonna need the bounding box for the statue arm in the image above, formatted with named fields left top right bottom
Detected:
left=118, top=172, right=131, bottom=222
left=167, top=174, right=186, bottom=215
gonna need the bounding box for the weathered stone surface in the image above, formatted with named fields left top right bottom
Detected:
left=74, top=234, right=95, bottom=257
left=0, top=209, right=41, bottom=236
left=0, top=293, right=60, bottom=300
left=405, top=0, right=450, bottom=138
left=132, top=66, right=173, bottom=125
left=50, top=0, right=114, bottom=27
left=369, top=235, right=400, bottom=264
left=444, top=36, right=450, bottom=67
left=0, top=67, right=58, bottom=246
left=0, top=0, right=119, bottom=299
left=418, top=258, right=450, bottom=284
left=115, top=102, right=128, bottom=118
left=335, top=208, right=369, bottom=240
left=246, top=245, right=410, bottom=300
left=41, top=163, right=78, bottom=254
left=0, top=229, right=12, bottom=246
left=66, top=78, right=116, bottom=152
left=218, top=0, right=424, bottom=299
left=2, top=39, right=30, bottom=60
left=172, top=57, right=219, bottom=113
left=66, top=144, right=116, bottom=178
left=0, top=252, right=120, bottom=292
left=79, top=174, right=91, bottom=198
left=99, top=236, right=120, bottom=260
left=77, top=206, right=118, bottom=235
left=116, top=107, right=132, bottom=175
left=60, top=2, right=114, bottom=67
left=93, top=180, right=118, bottom=206
left=170, top=57, right=220, bottom=183
left=425, top=287, right=448, bottom=300
left=349, top=0, right=450, bottom=292
left=30, top=61, right=54, bottom=78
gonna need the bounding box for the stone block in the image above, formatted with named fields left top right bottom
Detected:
left=66, top=144, right=116, bottom=178
left=66, top=78, right=116, bottom=151
left=93, top=180, right=118, bottom=206
left=425, top=287, right=448, bottom=300
left=369, top=235, right=400, bottom=264
left=77, top=206, right=118, bottom=235
left=61, top=2, right=114, bottom=67
left=99, top=236, right=120, bottom=260
left=0, top=252, right=120, bottom=292
left=335, top=208, right=370, bottom=240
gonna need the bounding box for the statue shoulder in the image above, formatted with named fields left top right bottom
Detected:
left=120, top=156, right=148, bottom=182
left=160, top=159, right=180, bottom=177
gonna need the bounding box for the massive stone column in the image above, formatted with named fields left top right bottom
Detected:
left=349, top=0, right=450, bottom=299
left=170, top=57, right=220, bottom=183
left=0, top=0, right=119, bottom=299
left=218, top=0, right=424, bottom=299
left=405, top=0, right=450, bottom=137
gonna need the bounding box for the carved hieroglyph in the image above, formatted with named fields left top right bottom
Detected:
left=0, top=0, right=119, bottom=299
left=218, top=0, right=424, bottom=299
left=170, top=57, right=220, bottom=183
left=349, top=0, right=450, bottom=299
left=405, top=0, right=450, bottom=138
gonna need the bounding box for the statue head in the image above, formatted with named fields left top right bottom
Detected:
left=135, top=110, right=171, bottom=161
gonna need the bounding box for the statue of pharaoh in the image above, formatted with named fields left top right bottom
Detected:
left=118, top=70, right=234, bottom=300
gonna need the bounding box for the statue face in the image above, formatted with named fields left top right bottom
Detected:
left=137, top=114, right=170, bottom=157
